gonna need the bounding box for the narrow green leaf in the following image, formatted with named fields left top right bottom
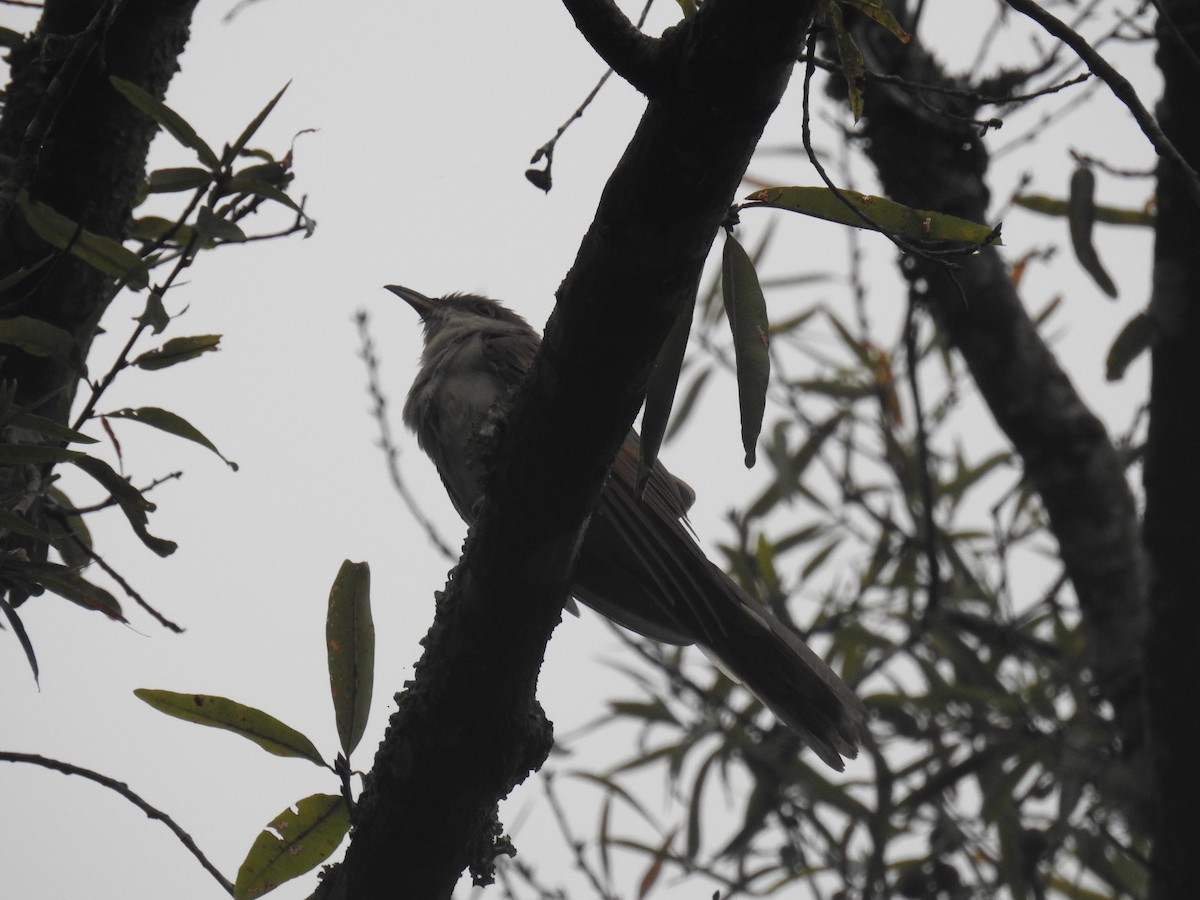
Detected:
left=0, top=507, right=58, bottom=544
left=663, top=366, right=711, bottom=443
left=839, top=0, right=911, bottom=41
left=1106, top=310, right=1155, bottom=382
left=326, top=560, right=374, bottom=758
left=0, top=444, right=85, bottom=465
left=827, top=3, right=866, bottom=120
left=234, top=794, right=349, bottom=900
left=0, top=315, right=84, bottom=370
left=221, top=176, right=303, bottom=213
left=6, top=410, right=98, bottom=444
left=230, top=82, right=291, bottom=159
left=4, top=560, right=124, bottom=620
left=196, top=207, right=247, bottom=243
left=0, top=255, right=50, bottom=293
left=1014, top=193, right=1154, bottom=226
left=137, top=289, right=171, bottom=334
left=129, top=215, right=200, bottom=248
left=1067, top=166, right=1118, bottom=298
left=638, top=299, right=694, bottom=495
left=0, top=595, right=38, bottom=683
left=105, top=406, right=238, bottom=470
left=134, top=689, right=326, bottom=765
left=17, top=192, right=150, bottom=289
left=722, top=233, right=770, bottom=467
left=70, top=455, right=177, bottom=557
left=147, top=166, right=212, bottom=193
left=745, top=186, right=1001, bottom=245
left=132, top=334, right=221, bottom=371
left=109, top=76, right=221, bottom=169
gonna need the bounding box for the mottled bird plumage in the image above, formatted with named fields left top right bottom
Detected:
left=391, top=285, right=867, bottom=768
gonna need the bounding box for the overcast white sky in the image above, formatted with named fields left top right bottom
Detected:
left=1, top=1, right=1159, bottom=898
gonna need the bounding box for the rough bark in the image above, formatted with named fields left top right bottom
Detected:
left=0, top=0, right=200, bottom=600
left=1145, top=2, right=1200, bottom=896
left=851, top=26, right=1148, bottom=762
left=322, top=1, right=819, bottom=897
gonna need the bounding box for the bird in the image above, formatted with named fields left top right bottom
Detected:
left=389, top=285, right=867, bottom=769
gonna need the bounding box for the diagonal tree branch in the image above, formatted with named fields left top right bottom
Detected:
left=322, top=1, right=820, bottom=897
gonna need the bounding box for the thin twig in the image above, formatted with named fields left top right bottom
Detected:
left=903, top=298, right=941, bottom=620
left=355, top=310, right=456, bottom=560
left=1003, top=0, right=1200, bottom=208
left=0, top=751, right=234, bottom=895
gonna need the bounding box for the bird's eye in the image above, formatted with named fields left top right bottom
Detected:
left=475, top=302, right=496, bottom=318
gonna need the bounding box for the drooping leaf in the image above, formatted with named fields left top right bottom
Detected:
left=1067, top=166, right=1118, bottom=298
left=1014, top=193, right=1154, bottom=226
left=638, top=298, right=694, bottom=495
left=0, top=594, right=38, bottom=683
left=0, top=255, right=50, bottom=293
left=1106, top=310, right=1155, bottom=381
left=147, top=166, right=213, bottom=194
left=69, top=455, right=176, bottom=556
left=132, top=334, right=221, bottom=371
left=3, top=560, right=124, bottom=620
left=128, top=216, right=200, bottom=248
left=233, top=793, right=349, bottom=900
left=134, top=689, right=326, bottom=765
left=839, top=0, right=911, bottom=42
left=5, top=410, right=98, bottom=444
left=16, top=192, right=150, bottom=289
left=196, top=207, right=248, bottom=243
left=722, top=232, right=770, bottom=467
left=326, top=560, right=374, bottom=758
left=0, top=316, right=82, bottom=368
left=220, top=176, right=303, bottom=213
left=104, top=407, right=238, bottom=470
left=109, top=76, right=221, bottom=169
left=825, top=3, right=866, bottom=120
left=745, top=186, right=1001, bottom=245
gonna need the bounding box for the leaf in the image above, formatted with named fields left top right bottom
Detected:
left=0, top=444, right=85, bottom=465
left=147, top=166, right=213, bottom=194
left=137, top=290, right=170, bottom=334
left=326, top=560, right=374, bottom=758
left=134, top=690, right=326, bottom=765
left=1106, top=310, right=1155, bottom=381
left=230, top=82, right=291, bottom=160
left=0, top=316, right=84, bottom=370
left=104, top=407, right=238, bottom=470
left=1067, top=166, right=1118, bottom=298
left=825, top=3, right=866, bottom=120
left=0, top=255, right=50, bottom=293
left=3, top=560, right=124, bottom=620
left=128, top=216, right=200, bottom=248
left=722, top=232, right=770, bottom=467
left=5, top=410, right=98, bottom=444
left=132, top=334, right=221, bottom=371
left=0, top=594, right=39, bottom=683
left=109, top=76, right=221, bottom=169
left=220, top=176, right=303, bottom=213
left=233, top=793, right=349, bottom=900
left=745, top=186, right=1001, bottom=245
left=196, top=207, right=248, bottom=243
left=16, top=192, right=150, bottom=289
left=839, top=0, right=911, bottom=42
left=1014, top=193, right=1154, bottom=226
left=638, top=299, right=694, bottom=495
left=70, top=455, right=177, bottom=556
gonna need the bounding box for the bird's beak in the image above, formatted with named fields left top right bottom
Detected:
left=385, top=284, right=437, bottom=319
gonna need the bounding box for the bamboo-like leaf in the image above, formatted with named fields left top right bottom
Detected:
left=105, top=406, right=238, bottom=470
left=134, top=689, right=326, bottom=765
left=0, top=595, right=38, bottom=683
left=0, top=255, right=50, bottom=293
left=826, top=3, right=866, bottom=120
left=745, top=186, right=1000, bottom=245
left=70, top=455, right=176, bottom=556
left=722, top=233, right=770, bottom=467
left=0, top=316, right=83, bottom=370
left=221, top=176, right=303, bottom=213
left=638, top=299, right=694, bottom=495
left=1067, top=166, right=1118, bottom=297
left=196, top=207, right=247, bottom=243
left=233, top=793, right=349, bottom=900
left=147, top=166, right=212, bottom=194
left=326, top=560, right=374, bottom=758
left=16, top=192, right=149, bottom=289
left=4, top=560, right=124, bottom=620
left=5, top=410, right=97, bottom=444
left=839, top=0, right=911, bottom=41
left=1014, top=193, right=1154, bottom=226
left=109, top=76, right=221, bottom=169
left=230, top=82, right=291, bottom=159
left=132, top=334, right=221, bottom=371
left=1106, top=310, right=1155, bottom=381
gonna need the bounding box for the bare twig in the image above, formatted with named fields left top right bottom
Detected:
left=0, top=751, right=234, bottom=895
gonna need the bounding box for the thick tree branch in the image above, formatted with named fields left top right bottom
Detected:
left=1144, top=3, right=1200, bottom=896
left=560, top=0, right=663, bottom=95
left=325, top=1, right=819, bottom=897
left=852, top=27, right=1147, bottom=770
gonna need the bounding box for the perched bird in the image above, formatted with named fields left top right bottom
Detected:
left=390, top=285, right=867, bottom=769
